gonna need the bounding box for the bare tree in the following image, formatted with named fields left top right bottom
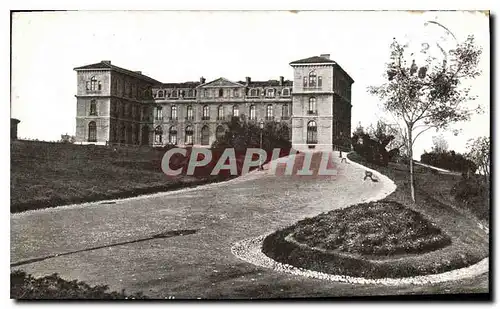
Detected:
left=466, top=136, right=490, bottom=184
left=431, top=134, right=449, bottom=153
left=368, top=35, right=482, bottom=202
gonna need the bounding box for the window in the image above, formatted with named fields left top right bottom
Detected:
left=169, top=126, right=177, bottom=145
left=282, top=88, right=290, bottom=96
left=89, top=100, right=97, bottom=116
left=233, top=89, right=239, bottom=97
left=282, top=124, right=290, bottom=141
left=185, top=126, right=194, bottom=145
left=303, top=76, right=308, bottom=88
left=266, top=104, right=273, bottom=119
left=249, top=105, right=256, bottom=120
left=216, top=125, right=225, bottom=140
left=157, top=90, right=164, bottom=98
left=309, top=71, right=317, bottom=87
left=202, top=105, right=210, bottom=120
left=307, top=121, right=318, bottom=144
left=266, top=88, right=275, bottom=97
left=171, top=105, right=177, bottom=119
left=249, top=89, right=259, bottom=97
left=282, top=104, right=289, bottom=119
left=187, top=89, right=195, bottom=97
left=186, top=105, right=194, bottom=120
left=171, top=90, right=178, bottom=98
left=232, top=105, right=239, bottom=117
left=219, top=89, right=224, bottom=97
left=142, top=106, right=149, bottom=121
left=218, top=105, right=224, bottom=120
left=88, top=121, right=97, bottom=142
left=204, top=89, right=209, bottom=98
left=201, top=125, right=210, bottom=145
left=308, top=97, right=317, bottom=114
left=87, top=76, right=99, bottom=91
left=318, top=76, right=322, bottom=87
left=155, top=106, right=163, bottom=120
left=154, top=126, right=163, bottom=144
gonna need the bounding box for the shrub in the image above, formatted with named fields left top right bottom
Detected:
left=11, top=270, right=148, bottom=299
left=451, top=176, right=489, bottom=220
left=420, top=150, right=477, bottom=174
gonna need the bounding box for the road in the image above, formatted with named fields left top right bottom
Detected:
left=10, top=152, right=488, bottom=299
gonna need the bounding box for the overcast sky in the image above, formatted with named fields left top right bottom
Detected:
left=11, top=10, right=489, bottom=158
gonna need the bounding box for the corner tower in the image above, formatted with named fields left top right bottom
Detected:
left=289, top=54, right=354, bottom=152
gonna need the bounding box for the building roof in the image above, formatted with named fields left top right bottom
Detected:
left=289, top=56, right=337, bottom=65
left=161, top=82, right=202, bottom=88
left=236, top=80, right=293, bottom=87
left=74, top=61, right=161, bottom=84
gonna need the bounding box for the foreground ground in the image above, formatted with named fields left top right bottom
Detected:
left=11, top=152, right=488, bottom=298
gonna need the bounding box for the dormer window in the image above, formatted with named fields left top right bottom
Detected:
left=282, top=88, right=290, bottom=96
left=266, top=88, right=275, bottom=97
left=171, top=90, right=178, bottom=98
left=157, top=90, right=164, bottom=98
left=249, top=89, right=259, bottom=97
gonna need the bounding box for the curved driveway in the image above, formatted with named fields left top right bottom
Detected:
left=11, top=152, right=487, bottom=298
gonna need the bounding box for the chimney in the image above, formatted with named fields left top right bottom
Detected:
left=245, top=76, right=251, bottom=85
left=320, top=54, right=330, bottom=60
left=101, top=60, right=111, bottom=65
left=279, top=76, right=284, bottom=86
left=200, top=76, right=206, bottom=84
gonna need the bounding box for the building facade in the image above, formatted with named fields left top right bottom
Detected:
left=74, top=54, right=353, bottom=151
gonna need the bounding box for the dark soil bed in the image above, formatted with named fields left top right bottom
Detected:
left=292, top=201, right=451, bottom=256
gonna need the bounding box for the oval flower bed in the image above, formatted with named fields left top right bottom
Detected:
left=262, top=201, right=480, bottom=279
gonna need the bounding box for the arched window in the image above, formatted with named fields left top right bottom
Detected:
left=232, top=105, right=239, bottom=117
left=282, top=124, right=290, bottom=141
left=307, top=121, right=318, bottom=144
left=157, top=90, right=164, bottom=98
left=201, top=125, right=210, bottom=145
left=308, top=97, right=317, bottom=114
left=202, top=105, right=210, bottom=120
left=169, top=126, right=177, bottom=145
left=266, top=104, right=273, bottom=119
left=89, top=100, right=97, bottom=116
left=318, top=76, right=323, bottom=87
left=154, top=126, right=163, bottom=144
left=282, top=88, right=290, bottom=96
left=308, top=71, right=317, bottom=87
left=185, top=125, right=194, bottom=145
left=186, top=105, right=194, bottom=120
left=249, top=105, right=256, bottom=120
left=171, top=105, right=177, bottom=120
left=88, top=76, right=98, bottom=91
left=88, top=121, right=97, bottom=142
left=216, top=125, right=225, bottom=140
left=282, top=104, right=289, bottom=119
left=217, top=105, right=224, bottom=120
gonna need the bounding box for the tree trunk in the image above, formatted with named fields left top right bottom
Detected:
left=408, top=125, right=416, bottom=202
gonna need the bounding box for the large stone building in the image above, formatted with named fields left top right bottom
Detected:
left=74, top=54, right=353, bottom=151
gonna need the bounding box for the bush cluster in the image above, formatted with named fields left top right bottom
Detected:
left=420, top=150, right=477, bottom=174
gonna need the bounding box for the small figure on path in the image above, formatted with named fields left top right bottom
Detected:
left=363, top=170, right=378, bottom=182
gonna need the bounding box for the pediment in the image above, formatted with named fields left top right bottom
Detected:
left=198, top=77, right=244, bottom=88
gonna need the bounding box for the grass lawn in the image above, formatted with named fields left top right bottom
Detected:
left=262, top=152, right=489, bottom=279
left=10, top=140, right=230, bottom=213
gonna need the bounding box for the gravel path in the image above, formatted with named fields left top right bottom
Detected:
left=11, top=151, right=488, bottom=298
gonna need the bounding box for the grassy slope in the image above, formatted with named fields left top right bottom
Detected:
left=10, top=141, right=223, bottom=213
left=262, top=152, right=489, bottom=279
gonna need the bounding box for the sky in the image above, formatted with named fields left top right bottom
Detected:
left=10, top=10, right=490, bottom=159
